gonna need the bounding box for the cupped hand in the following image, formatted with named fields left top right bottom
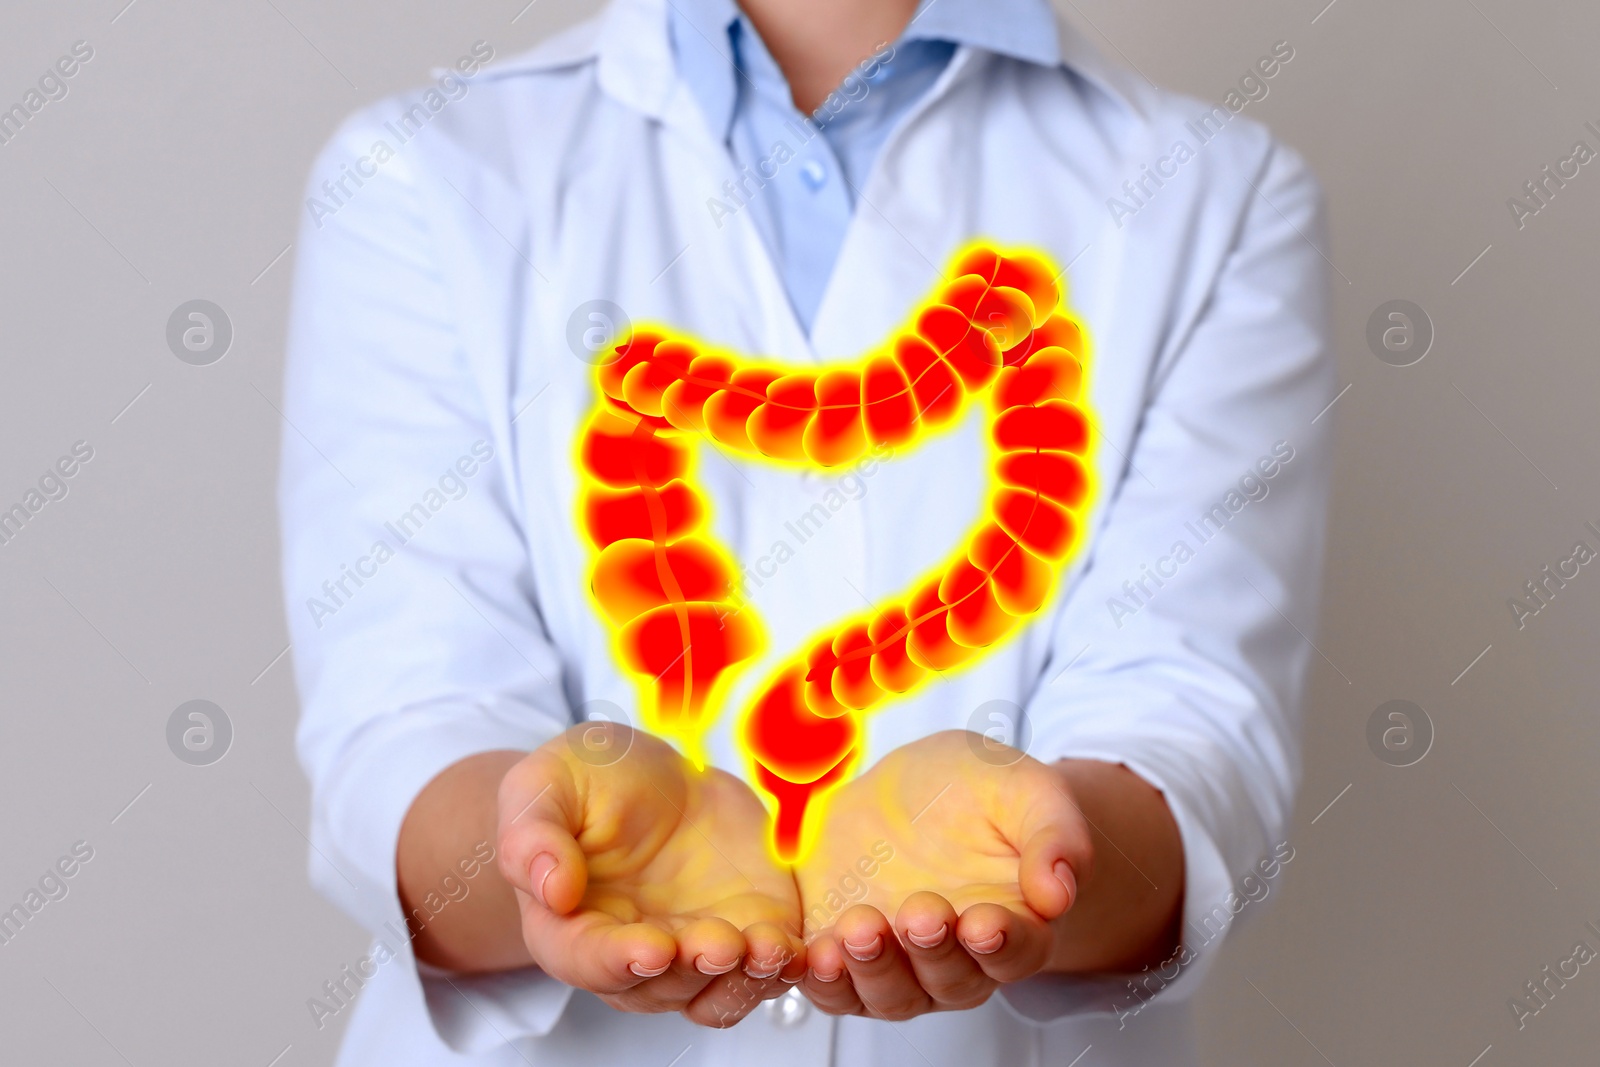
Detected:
left=794, top=729, right=1092, bottom=1019
left=497, top=724, right=805, bottom=1027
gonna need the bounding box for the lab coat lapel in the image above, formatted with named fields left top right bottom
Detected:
left=589, top=0, right=814, bottom=364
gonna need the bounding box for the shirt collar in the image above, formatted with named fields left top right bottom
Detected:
left=489, top=0, right=1137, bottom=123
left=667, top=0, right=743, bottom=142
left=668, top=0, right=1064, bottom=143
left=901, top=0, right=1060, bottom=68
left=670, top=0, right=1063, bottom=63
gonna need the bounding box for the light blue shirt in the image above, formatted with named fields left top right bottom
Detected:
left=669, top=0, right=1061, bottom=330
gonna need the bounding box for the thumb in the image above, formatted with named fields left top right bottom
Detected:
left=1011, top=762, right=1094, bottom=921
left=497, top=747, right=589, bottom=914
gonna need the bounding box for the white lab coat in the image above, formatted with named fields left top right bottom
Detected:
left=279, top=0, right=1333, bottom=1063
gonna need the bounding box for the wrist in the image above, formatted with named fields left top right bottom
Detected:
left=1042, top=759, right=1184, bottom=974
left=398, top=749, right=532, bottom=973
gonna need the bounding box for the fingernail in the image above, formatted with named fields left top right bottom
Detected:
left=745, top=957, right=781, bottom=978
left=695, top=955, right=739, bottom=976
left=811, top=968, right=841, bottom=983
left=780, top=972, right=805, bottom=984
left=843, top=935, right=882, bottom=962
left=1054, top=859, right=1077, bottom=905
left=964, top=931, right=1004, bottom=954
left=629, top=960, right=671, bottom=978
left=529, top=852, right=557, bottom=907
left=906, top=924, right=948, bottom=949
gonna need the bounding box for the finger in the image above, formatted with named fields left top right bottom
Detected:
left=681, top=919, right=804, bottom=1029
left=681, top=916, right=747, bottom=979
left=519, top=903, right=676, bottom=995
left=1014, top=765, right=1094, bottom=921
left=742, top=919, right=806, bottom=986
left=684, top=965, right=783, bottom=1028
left=894, top=891, right=992, bottom=1008
left=955, top=901, right=1053, bottom=984
left=681, top=985, right=757, bottom=1028
left=609, top=916, right=743, bottom=1014
left=832, top=904, right=932, bottom=1021
left=800, top=934, right=866, bottom=1016
left=496, top=748, right=588, bottom=914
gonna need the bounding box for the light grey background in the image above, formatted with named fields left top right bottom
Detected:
left=1, top=0, right=1595, bottom=1063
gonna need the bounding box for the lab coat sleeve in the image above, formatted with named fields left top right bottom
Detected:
left=280, top=106, right=577, bottom=1049
left=1001, top=138, right=1334, bottom=1023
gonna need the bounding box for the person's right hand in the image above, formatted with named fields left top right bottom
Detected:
left=497, top=724, right=806, bottom=1027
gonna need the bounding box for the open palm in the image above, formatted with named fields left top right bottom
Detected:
left=794, top=730, right=1090, bottom=1018
left=498, top=725, right=803, bottom=1026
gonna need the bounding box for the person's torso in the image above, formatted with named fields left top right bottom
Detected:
left=333, top=6, right=1277, bottom=1061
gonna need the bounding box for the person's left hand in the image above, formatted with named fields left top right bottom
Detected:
left=792, top=730, right=1093, bottom=1020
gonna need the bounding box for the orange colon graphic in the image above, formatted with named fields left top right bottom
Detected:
left=575, top=244, right=1094, bottom=861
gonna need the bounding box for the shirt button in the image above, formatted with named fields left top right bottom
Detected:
left=767, top=986, right=811, bottom=1028
left=799, top=159, right=827, bottom=191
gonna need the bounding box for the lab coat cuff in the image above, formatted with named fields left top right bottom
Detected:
left=418, top=960, right=578, bottom=1053
left=996, top=743, right=1236, bottom=1025
left=314, top=701, right=549, bottom=923
left=313, top=701, right=575, bottom=1048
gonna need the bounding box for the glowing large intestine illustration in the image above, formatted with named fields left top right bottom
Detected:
left=575, top=244, right=1095, bottom=860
